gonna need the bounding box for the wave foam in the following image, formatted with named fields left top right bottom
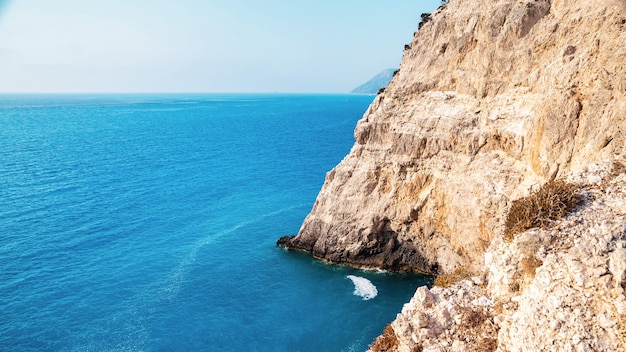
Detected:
left=158, top=204, right=306, bottom=301
left=346, top=275, right=378, bottom=300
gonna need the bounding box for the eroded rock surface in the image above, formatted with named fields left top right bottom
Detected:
left=278, top=0, right=626, bottom=274
left=374, top=162, right=626, bottom=351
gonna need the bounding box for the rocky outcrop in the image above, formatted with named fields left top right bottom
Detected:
left=373, top=162, right=626, bottom=351
left=278, top=0, right=626, bottom=274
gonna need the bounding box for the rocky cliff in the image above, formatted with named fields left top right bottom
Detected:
left=372, top=162, right=626, bottom=351
left=278, top=0, right=626, bottom=275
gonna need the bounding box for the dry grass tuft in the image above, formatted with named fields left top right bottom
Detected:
left=433, top=267, right=471, bottom=288
left=457, top=307, right=500, bottom=351
left=520, top=257, right=543, bottom=279
left=610, top=160, right=626, bottom=178
left=411, top=345, right=424, bottom=352
left=370, top=323, right=399, bottom=352
left=508, top=256, right=543, bottom=293
left=464, top=309, right=488, bottom=328
left=504, top=180, right=582, bottom=241
left=476, top=338, right=498, bottom=352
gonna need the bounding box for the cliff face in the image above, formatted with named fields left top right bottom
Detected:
left=377, top=162, right=626, bottom=351
left=279, top=0, right=626, bottom=274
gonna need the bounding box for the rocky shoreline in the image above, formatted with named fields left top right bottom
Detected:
left=277, top=0, right=626, bottom=276
left=277, top=0, right=626, bottom=349
left=277, top=231, right=434, bottom=273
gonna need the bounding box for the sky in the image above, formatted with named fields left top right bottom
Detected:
left=0, top=0, right=443, bottom=93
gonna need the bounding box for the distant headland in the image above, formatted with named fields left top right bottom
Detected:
left=350, top=68, right=396, bottom=95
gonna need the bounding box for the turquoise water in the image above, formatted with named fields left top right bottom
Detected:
left=0, top=94, right=432, bottom=351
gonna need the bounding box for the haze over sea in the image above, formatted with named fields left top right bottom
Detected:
left=0, top=94, right=431, bottom=351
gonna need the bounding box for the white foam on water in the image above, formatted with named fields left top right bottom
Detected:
left=346, top=275, right=378, bottom=300
left=158, top=203, right=307, bottom=301
left=72, top=204, right=309, bottom=351
left=341, top=336, right=365, bottom=352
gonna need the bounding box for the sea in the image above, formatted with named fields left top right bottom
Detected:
left=0, top=94, right=432, bottom=352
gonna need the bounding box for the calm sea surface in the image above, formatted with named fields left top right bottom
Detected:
left=0, top=94, right=432, bottom=351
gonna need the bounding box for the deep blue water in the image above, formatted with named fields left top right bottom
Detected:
left=0, top=94, right=432, bottom=352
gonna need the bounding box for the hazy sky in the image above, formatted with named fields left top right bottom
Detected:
left=0, top=0, right=442, bottom=93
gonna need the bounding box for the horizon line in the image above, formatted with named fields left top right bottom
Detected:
left=0, top=91, right=377, bottom=96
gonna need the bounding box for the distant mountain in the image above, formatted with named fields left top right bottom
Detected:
left=350, top=68, right=396, bottom=94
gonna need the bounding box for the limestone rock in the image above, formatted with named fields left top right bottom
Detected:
left=277, top=0, right=626, bottom=349
left=609, top=242, right=626, bottom=292
left=370, top=162, right=626, bottom=352
left=278, top=0, right=626, bottom=274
